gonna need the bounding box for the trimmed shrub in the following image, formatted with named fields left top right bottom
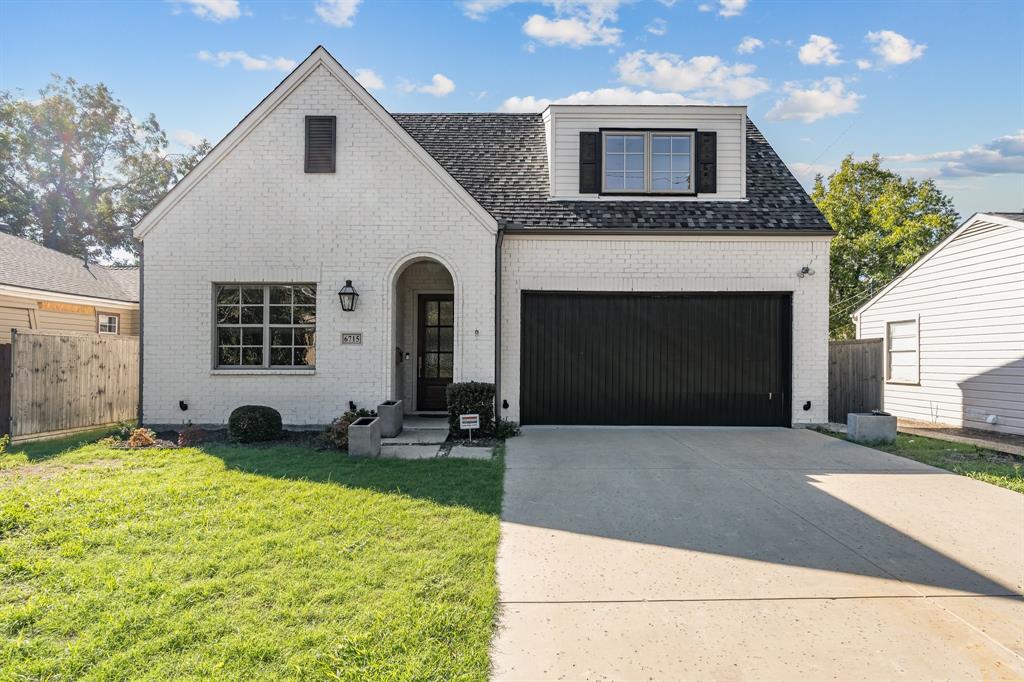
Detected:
left=322, top=409, right=376, bottom=451
left=495, top=419, right=521, bottom=439
left=446, top=382, right=495, bottom=437
left=228, top=405, right=283, bottom=443
left=127, top=428, right=157, bottom=448
left=105, top=420, right=137, bottom=442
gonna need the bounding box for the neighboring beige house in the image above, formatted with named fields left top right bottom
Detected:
left=0, top=232, right=139, bottom=343
left=854, top=212, right=1024, bottom=436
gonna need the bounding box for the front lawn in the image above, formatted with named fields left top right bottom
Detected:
left=0, top=434, right=504, bottom=680
left=867, top=433, right=1023, bottom=494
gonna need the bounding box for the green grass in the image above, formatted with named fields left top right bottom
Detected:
left=867, top=433, right=1024, bottom=494
left=0, top=434, right=504, bottom=681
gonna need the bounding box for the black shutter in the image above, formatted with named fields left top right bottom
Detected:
left=305, top=116, right=336, bottom=173
left=695, top=131, right=717, bottom=194
left=579, top=132, right=601, bottom=194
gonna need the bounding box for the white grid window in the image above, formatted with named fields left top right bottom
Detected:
left=602, top=130, right=695, bottom=194
left=98, top=314, right=119, bottom=335
left=603, top=134, right=646, bottom=191
left=651, top=134, right=692, bottom=192
left=215, top=284, right=316, bottom=369
left=886, top=319, right=919, bottom=384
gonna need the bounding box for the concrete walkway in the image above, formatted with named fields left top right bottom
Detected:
left=491, top=426, right=1024, bottom=681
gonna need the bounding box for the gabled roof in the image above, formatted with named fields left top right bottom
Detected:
left=394, top=114, right=833, bottom=233
left=133, top=46, right=496, bottom=240
left=134, top=44, right=829, bottom=237
left=0, top=232, right=139, bottom=302
left=853, top=212, right=1023, bottom=318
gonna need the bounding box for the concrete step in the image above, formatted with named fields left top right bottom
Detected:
left=379, top=444, right=441, bottom=459
left=403, top=416, right=450, bottom=431
left=382, top=427, right=449, bottom=445
left=447, top=445, right=494, bottom=460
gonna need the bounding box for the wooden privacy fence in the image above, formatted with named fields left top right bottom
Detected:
left=1, top=330, right=139, bottom=441
left=829, top=338, right=884, bottom=423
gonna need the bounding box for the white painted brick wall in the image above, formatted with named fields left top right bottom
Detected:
left=142, top=65, right=495, bottom=426
left=500, top=235, right=832, bottom=425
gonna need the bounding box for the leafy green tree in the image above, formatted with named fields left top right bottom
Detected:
left=0, top=76, right=210, bottom=259
left=812, top=155, right=960, bottom=339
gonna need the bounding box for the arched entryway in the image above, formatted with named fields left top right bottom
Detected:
left=390, top=258, right=456, bottom=412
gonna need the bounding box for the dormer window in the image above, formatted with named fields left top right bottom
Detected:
left=602, top=130, right=695, bottom=195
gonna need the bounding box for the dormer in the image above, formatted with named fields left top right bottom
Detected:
left=541, top=105, right=747, bottom=201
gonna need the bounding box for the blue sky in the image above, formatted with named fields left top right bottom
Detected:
left=2, top=0, right=1021, bottom=218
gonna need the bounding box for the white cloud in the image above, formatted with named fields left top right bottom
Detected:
left=766, top=77, right=862, bottom=123
left=498, top=87, right=698, bottom=112
left=353, top=68, right=384, bottom=90
left=866, top=29, right=926, bottom=65
left=798, top=34, right=842, bottom=65
left=462, top=1, right=624, bottom=47
left=180, top=0, right=241, bottom=22
left=856, top=58, right=872, bottom=70
left=171, top=130, right=204, bottom=148
left=887, top=131, right=1024, bottom=177
left=698, top=0, right=747, bottom=16
left=523, top=13, right=620, bottom=46
left=718, top=0, right=748, bottom=17
left=461, top=0, right=518, bottom=20
left=647, top=18, right=668, bottom=36
left=656, top=0, right=677, bottom=5
left=314, top=0, right=361, bottom=27
left=400, top=73, right=456, bottom=97
left=737, top=36, right=763, bottom=54
left=197, top=50, right=296, bottom=72
left=616, top=49, right=770, bottom=101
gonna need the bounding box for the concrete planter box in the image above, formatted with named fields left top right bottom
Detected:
left=847, top=412, right=897, bottom=445
left=377, top=400, right=403, bottom=438
left=348, top=416, right=381, bottom=458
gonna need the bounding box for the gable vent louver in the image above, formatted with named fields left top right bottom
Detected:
left=305, top=115, right=337, bottom=173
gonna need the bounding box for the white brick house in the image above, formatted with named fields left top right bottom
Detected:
left=135, top=46, right=833, bottom=428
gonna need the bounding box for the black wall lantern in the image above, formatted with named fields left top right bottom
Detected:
left=338, top=280, right=359, bottom=311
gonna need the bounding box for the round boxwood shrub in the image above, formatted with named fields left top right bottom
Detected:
left=446, top=381, right=496, bottom=437
left=228, top=405, right=283, bottom=443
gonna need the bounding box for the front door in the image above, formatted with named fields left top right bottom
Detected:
left=417, top=294, right=454, bottom=411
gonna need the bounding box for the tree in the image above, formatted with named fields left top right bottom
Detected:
left=812, top=155, right=960, bottom=339
left=0, top=76, right=210, bottom=260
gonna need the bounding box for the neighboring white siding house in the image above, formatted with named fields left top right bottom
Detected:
left=855, top=213, right=1024, bottom=436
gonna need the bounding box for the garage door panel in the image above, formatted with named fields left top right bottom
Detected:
left=521, top=293, right=791, bottom=426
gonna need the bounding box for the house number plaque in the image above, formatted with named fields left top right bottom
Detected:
left=341, top=332, right=362, bottom=345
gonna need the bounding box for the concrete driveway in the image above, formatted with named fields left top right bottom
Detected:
left=491, top=427, right=1024, bottom=681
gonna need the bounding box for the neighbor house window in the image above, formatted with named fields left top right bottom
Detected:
left=886, top=319, right=919, bottom=384
left=214, top=284, right=316, bottom=369
left=98, top=313, right=119, bottom=335
left=602, top=130, right=694, bottom=194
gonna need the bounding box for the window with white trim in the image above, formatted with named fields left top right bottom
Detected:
left=98, top=313, right=119, bottom=335
left=886, top=319, right=919, bottom=383
left=602, top=130, right=695, bottom=194
left=214, top=284, right=316, bottom=369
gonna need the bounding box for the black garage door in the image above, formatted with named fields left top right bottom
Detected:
left=520, top=292, right=792, bottom=426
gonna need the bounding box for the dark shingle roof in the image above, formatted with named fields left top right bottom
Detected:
left=0, top=232, right=139, bottom=302
left=393, top=113, right=832, bottom=232
left=988, top=212, right=1024, bottom=223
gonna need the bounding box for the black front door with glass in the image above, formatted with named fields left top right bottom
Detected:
left=417, top=294, right=454, bottom=411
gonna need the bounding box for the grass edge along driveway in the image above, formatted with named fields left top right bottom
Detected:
left=1, top=433, right=504, bottom=681
left=832, top=430, right=1023, bottom=494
